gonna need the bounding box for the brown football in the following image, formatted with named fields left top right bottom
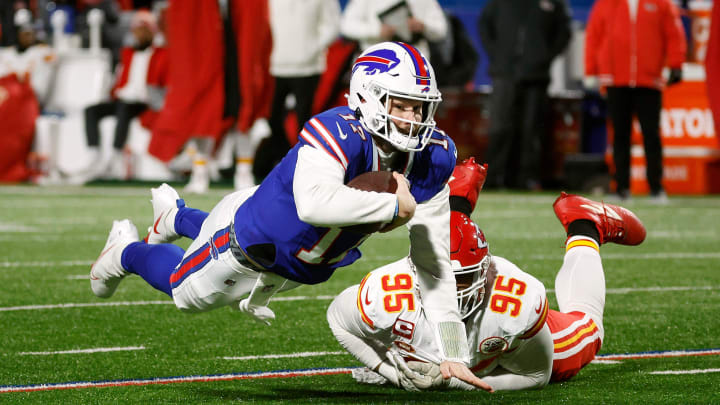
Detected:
left=342, top=171, right=398, bottom=234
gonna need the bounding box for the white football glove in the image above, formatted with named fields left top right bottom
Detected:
left=407, top=362, right=482, bottom=391
left=351, top=367, right=390, bottom=386
left=406, top=361, right=446, bottom=389
left=386, top=350, right=442, bottom=391
left=236, top=299, right=275, bottom=326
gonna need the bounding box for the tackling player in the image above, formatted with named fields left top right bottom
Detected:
left=326, top=159, right=646, bottom=391
left=88, top=42, right=488, bottom=390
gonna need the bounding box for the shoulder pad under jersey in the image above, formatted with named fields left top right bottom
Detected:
left=355, top=259, right=422, bottom=331
left=407, top=129, right=457, bottom=203
left=297, top=107, right=370, bottom=172
left=486, top=256, right=548, bottom=340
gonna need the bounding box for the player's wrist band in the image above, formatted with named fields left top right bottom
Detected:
left=393, top=199, right=399, bottom=220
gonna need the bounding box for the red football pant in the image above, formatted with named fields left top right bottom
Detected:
left=547, top=309, right=602, bottom=382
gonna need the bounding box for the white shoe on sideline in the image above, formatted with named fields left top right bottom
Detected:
left=184, top=164, right=209, bottom=194
left=104, top=150, right=128, bottom=180
left=146, top=183, right=184, bottom=244
left=90, top=219, right=139, bottom=298
left=234, top=163, right=255, bottom=190
left=649, top=190, right=669, bottom=205
left=65, top=148, right=108, bottom=185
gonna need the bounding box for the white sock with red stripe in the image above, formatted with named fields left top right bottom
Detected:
left=555, top=236, right=605, bottom=341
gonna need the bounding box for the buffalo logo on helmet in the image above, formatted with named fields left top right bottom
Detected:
left=352, top=49, right=401, bottom=75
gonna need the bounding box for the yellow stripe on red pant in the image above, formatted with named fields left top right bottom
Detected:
left=554, top=320, right=599, bottom=351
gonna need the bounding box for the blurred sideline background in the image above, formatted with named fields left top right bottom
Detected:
left=0, top=0, right=718, bottom=195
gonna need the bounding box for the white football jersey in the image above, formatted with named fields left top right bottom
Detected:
left=328, top=255, right=547, bottom=376
left=350, top=257, right=444, bottom=364
left=464, top=256, right=548, bottom=376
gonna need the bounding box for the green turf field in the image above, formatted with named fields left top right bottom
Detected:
left=1, top=184, right=719, bottom=404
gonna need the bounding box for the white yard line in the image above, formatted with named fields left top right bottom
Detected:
left=0, top=223, right=37, bottom=232
left=0, top=296, right=338, bottom=312
left=3, top=247, right=719, bottom=270
left=222, top=351, right=347, bottom=361
left=545, top=285, right=719, bottom=294
left=0, top=235, right=105, bottom=242
left=650, top=368, right=720, bottom=375
left=528, top=252, right=720, bottom=260
left=19, top=346, right=145, bottom=356
left=590, top=360, right=622, bottom=364
left=0, top=260, right=93, bottom=268
left=2, top=347, right=720, bottom=393
left=0, top=300, right=173, bottom=312
left=604, top=285, right=718, bottom=294
left=12, top=251, right=715, bottom=269
left=272, top=295, right=336, bottom=302
left=596, top=348, right=720, bottom=361
left=2, top=286, right=719, bottom=312
left=0, top=367, right=356, bottom=393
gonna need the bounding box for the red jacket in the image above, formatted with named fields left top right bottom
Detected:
left=111, top=46, right=168, bottom=99
left=585, top=0, right=686, bottom=89
left=110, top=46, right=169, bottom=130
left=148, top=0, right=272, bottom=162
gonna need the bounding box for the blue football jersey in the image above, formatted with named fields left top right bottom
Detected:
left=233, top=106, right=457, bottom=284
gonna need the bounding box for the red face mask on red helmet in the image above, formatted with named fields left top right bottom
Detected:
left=450, top=211, right=491, bottom=319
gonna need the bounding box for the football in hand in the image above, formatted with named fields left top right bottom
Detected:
left=342, top=171, right=398, bottom=234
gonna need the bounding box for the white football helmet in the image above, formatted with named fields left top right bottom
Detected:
left=450, top=211, right=491, bottom=319
left=347, top=42, right=442, bottom=152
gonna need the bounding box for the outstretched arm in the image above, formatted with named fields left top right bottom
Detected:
left=293, top=145, right=397, bottom=227
left=408, top=185, right=492, bottom=391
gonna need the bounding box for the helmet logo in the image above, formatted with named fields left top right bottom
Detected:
left=475, top=224, right=488, bottom=249
left=352, top=49, right=400, bottom=75
left=421, top=87, right=430, bottom=93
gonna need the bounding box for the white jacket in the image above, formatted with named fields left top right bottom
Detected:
left=340, top=0, right=447, bottom=60
left=269, top=0, right=341, bottom=77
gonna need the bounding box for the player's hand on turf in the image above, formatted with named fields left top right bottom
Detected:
left=440, top=361, right=494, bottom=393
left=237, top=299, right=275, bottom=326
left=380, top=172, right=416, bottom=233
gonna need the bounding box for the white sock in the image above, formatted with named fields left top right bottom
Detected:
left=555, top=236, right=605, bottom=340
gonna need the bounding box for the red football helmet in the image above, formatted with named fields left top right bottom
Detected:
left=448, top=157, right=488, bottom=213
left=450, top=211, right=491, bottom=319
